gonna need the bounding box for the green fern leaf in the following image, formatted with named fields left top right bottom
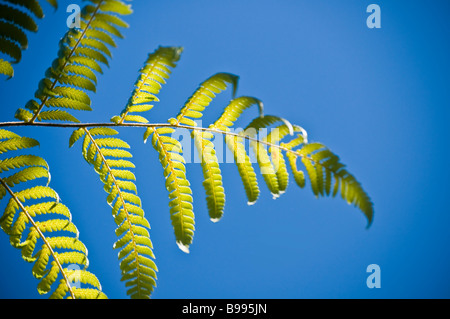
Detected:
left=51, top=87, right=91, bottom=105
left=0, top=59, right=14, bottom=78
left=117, top=46, right=183, bottom=124
left=69, top=288, right=108, bottom=300
left=64, top=64, right=98, bottom=84
left=56, top=74, right=97, bottom=93
left=3, top=166, right=50, bottom=188
left=84, top=28, right=117, bottom=48
left=45, top=97, right=92, bottom=111
left=149, top=127, right=194, bottom=253
left=38, top=110, right=81, bottom=123
left=0, top=20, right=28, bottom=49
left=225, top=134, right=260, bottom=205
left=0, top=129, right=105, bottom=299
left=3, top=0, right=44, bottom=19
left=265, top=127, right=374, bottom=226
left=298, top=143, right=374, bottom=225
left=72, top=127, right=157, bottom=298
left=211, top=96, right=264, bottom=132
left=21, top=0, right=131, bottom=122
left=286, top=151, right=306, bottom=188
left=84, top=18, right=124, bottom=39
left=0, top=37, right=22, bottom=63
left=14, top=108, right=33, bottom=122
left=0, top=155, right=48, bottom=174
left=193, top=130, right=225, bottom=221
left=0, top=136, right=39, bottom=154
left=0, top=4, right=37, bottom=32
left=98, top=0, right=133, bottom=15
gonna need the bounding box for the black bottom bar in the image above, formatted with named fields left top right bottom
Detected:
left=1, top=298, right=445, bottom=317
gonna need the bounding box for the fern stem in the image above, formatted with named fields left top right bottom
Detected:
left=0, top=177, right=76, bottom=299
left=0, top=121, right=304, bottom=160
left=29, top=1, right=105, bottom=123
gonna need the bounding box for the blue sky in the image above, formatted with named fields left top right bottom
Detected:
left=1, top=0, right=449, bottom=299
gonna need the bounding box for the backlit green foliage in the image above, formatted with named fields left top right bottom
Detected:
left=0, top=0, right=373, bottom=299
left=0, top=129, right=106, bottom=299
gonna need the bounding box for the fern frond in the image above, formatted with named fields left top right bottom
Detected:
left=21, top=0, right=132, bottom=122
left=0, top=129, right=105, bottom=299
left=0, top=0, right=54, bottom=77
left=293, top=142, right=374, bottom=225
left=148, top=127, right=194, bottom=253
left=70, top=126, right=157, bottom=298
left=249, top=120, right=374, bottom=226
left=115, top=46, right=183, bottom=124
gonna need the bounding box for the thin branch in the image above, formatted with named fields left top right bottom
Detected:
left=0, top=121, right=303, bottom=158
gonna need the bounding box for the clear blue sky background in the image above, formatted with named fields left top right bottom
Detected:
left=1, top=0, right=449, bottom=299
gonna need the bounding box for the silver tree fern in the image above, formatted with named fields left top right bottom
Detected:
left=0, top=0, right=373, bottom=299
